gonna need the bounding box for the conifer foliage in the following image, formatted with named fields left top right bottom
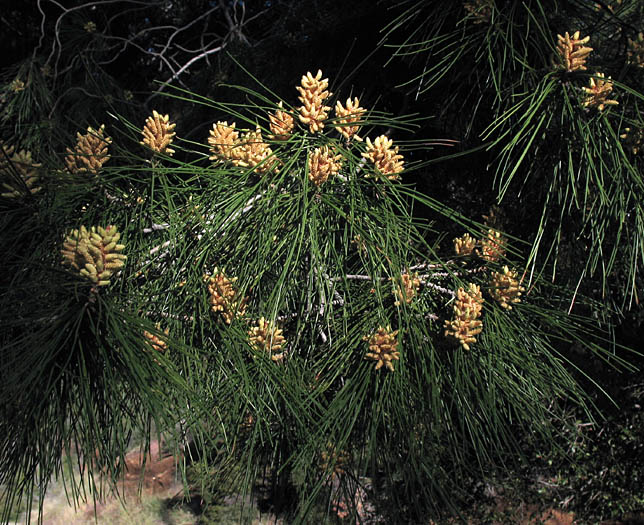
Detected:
left=383, top=0, right=644, bottom=310
left=0, top=1, right=642, bottom=523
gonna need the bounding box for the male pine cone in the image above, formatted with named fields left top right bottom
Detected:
left=61, top=225, right=126, bottom=286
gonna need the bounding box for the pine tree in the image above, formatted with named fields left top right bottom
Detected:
left=1, top=1, right=642, bottom=523
left=383, top=0, right=644, bottom=312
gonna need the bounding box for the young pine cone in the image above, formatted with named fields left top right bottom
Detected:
left=61, top=225, right=126, bottom=286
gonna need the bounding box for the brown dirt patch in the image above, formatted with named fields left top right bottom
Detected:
left=117, top=439, right=180, bottom=496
